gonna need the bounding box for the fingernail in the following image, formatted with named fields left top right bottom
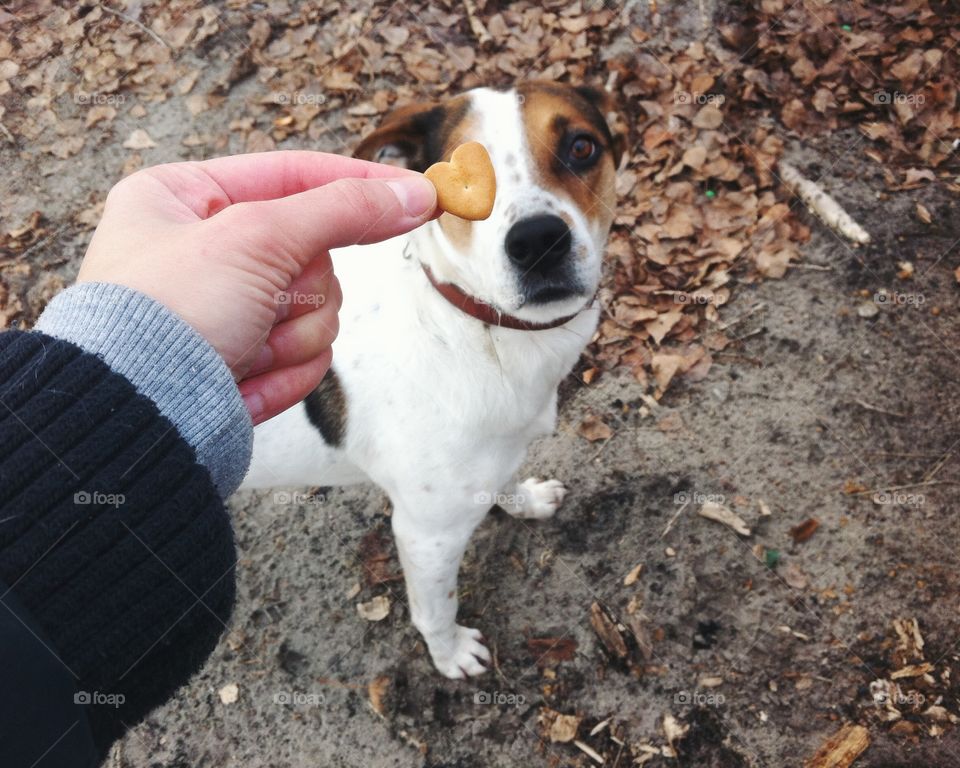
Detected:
left=385, top=176, right=437, bottom=218
left=243, top=392, right=265, bottom=422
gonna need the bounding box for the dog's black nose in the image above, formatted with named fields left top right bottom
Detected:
left=505, top=215, right=572, bottom=271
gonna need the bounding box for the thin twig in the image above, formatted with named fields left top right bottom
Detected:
left=99, top=4, right=171, bottom=48
left=660, top=500, right=690, bottom=539
left=854, top=399, right=908, bottom=418
left=923, top=448, right=955, bottom=483
left=718, top=302, right=766, bottom=331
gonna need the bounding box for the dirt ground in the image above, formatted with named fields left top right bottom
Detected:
left=4, top=1, right=960, bottom=766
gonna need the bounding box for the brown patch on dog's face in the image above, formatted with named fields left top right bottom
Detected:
left=353, top=95, right=474, bottom=172
left=354, top=96, right=480, bottom=253
left=517, top=82, right=622, bottom=234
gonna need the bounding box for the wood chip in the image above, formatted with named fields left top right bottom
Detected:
left=804, top=723, right=870, bottom=768
left=890, top=662, right=934, bottom=679
left=356, top=595, right=391, bottom=621
left=218, top=683, right=239, bottom=705
left=698, top=500, right=751, bottom=536
left=624, top=562, right=644, bottom=586
left=549, top=713, right=581, bottom=743
left=589, top=601, right=630, bottom=662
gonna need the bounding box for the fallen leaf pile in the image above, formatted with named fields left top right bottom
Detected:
left=1, top=0, right=954, bottom=378
left=727, top=0, right=960, bottom=170
left=590, top=32, right=814, bottom=393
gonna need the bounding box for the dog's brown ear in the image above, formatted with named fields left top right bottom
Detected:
left=575, top=85, right=627, bottom=169
left=353, top=102, right=446, bottom=171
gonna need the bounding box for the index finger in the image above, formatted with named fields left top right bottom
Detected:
left=193, top=150, right=418, bottom=205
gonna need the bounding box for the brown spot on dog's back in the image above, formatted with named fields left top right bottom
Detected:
left=517, top=82, right=620, bottom=232
left=305, top=368, right=346, bottom=446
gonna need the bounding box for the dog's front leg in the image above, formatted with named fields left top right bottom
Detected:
left=391, top=497, right=491, bottom=679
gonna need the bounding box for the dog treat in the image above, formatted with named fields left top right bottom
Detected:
left=424, top=142, right=496, bottom=221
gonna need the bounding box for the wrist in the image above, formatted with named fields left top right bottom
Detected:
left=34, top=281, right=252, bottom=497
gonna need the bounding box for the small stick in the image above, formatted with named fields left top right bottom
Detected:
left=99, top=4, right=171, bottom=48
left=718, top=302, right=766, bottom=331
left=923, top=449, right=955, bottom=483
left=779, top=161, right=871, bottom=244
left=661, top=500, right=689, bottom=539
left=854, top=399, right=907, bottom=418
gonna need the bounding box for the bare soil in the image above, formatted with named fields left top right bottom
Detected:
left=4, top=1, right=960, bottom=766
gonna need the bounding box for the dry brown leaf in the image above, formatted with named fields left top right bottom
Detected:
left=790, top=518, right=820, bottom=543
left=368, top=676, right=390, bottom=716
left=578, top=414, right=613, bottom=442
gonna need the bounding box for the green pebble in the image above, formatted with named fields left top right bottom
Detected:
left=705, top=189, right=716, bottom=198
left=841, top=24, right=852, bottom=31
left=764, top=548, right=781, bottom=568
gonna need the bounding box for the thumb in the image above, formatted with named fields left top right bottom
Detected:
left=245, top=174, right=437, bottom=258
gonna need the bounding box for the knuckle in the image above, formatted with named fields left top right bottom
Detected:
left=331, top=178, right=388, bottom=220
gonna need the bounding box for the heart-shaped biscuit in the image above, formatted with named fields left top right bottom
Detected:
left=424, top=142, right=496, bottom=221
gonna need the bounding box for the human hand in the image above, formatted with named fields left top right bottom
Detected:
left=76, top=151, right=437, bottom=424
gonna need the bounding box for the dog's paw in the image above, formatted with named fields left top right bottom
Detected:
left=429, top=625, right=491, bottom=679
left=510, top=477, right=567, bottom=520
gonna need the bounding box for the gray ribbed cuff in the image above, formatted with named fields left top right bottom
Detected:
left=35, top=282, right=252, bottom=498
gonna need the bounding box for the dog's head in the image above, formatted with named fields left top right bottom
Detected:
left=355, top=82, right=624, bottom=324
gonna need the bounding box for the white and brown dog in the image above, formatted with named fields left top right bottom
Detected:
left=242, top=82, right=623, bottom=678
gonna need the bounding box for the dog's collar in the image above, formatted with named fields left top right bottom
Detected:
left=420, top=264, right=582, bottom=331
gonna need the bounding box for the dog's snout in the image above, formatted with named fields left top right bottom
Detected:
left=505, top=215, right=572, bottom=271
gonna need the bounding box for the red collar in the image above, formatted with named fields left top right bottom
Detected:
left=421, top=264, right=581, bottom=331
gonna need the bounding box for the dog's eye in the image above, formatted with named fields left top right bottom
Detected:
left=565, top=134, right=600, bottom=170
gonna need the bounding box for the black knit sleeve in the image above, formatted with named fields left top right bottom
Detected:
left=0, top=329, right=237, bottom=766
